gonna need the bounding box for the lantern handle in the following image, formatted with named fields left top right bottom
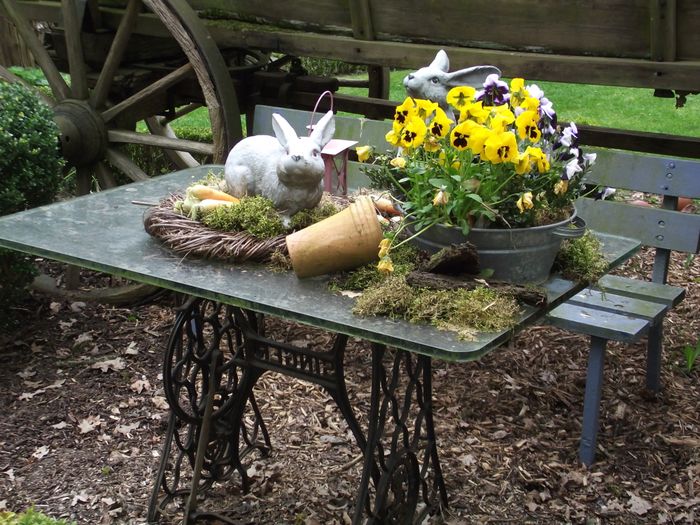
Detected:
left=308, top=90, right=334, bottom=136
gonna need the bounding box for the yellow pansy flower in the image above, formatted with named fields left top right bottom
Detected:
left=377, top=257, right=394, bottom=274
left=510, top=78, right=525, bottom=93
left=447, top=86, right=476, bottom=110
left=414, top=98, right=439, bottom=121
left=484, top=131, right=519, bottom=164
left=515, top=150, right=533, bottom=175
left=433, top=189, right=449, bottom=206
left=467, top=126, right=491, bottom=156
left=399, top=116, right=427, bottom=149
left=450, top=120, right=478, bottom=150
left=355, top=145, right=373, bottom=162
left=422, top=134, right=441, bottom=153
left=515, top=110, right=541, bottom=142
left=465, top=100, right=490, bottom=124
left=378, top=238, right=391, bottom=258
left=489, top=111, right=515, bottom=133
left=554, top=179, right=569, bottom=195
left=520, top=96, right=540, bottom=112
left=394, top=97, right=417, bottom=126
left=385, top=128, right=401, bottom=147
left=516, top=192, right=534, bottom=213
left=428, top=107, right=454, bottom=138
left=525, top=146, right=550, bottom=173
left=390, top=156, right=407, bottom=168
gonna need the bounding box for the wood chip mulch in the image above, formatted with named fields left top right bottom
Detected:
left=0, top=248, right=698, bottom=524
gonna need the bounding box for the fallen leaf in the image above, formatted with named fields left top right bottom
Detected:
left=339, top=290, right=362, bottom=298
left=59, top=319, right=77, bottom=330
left=115, top=422, right=140, bottom=436
left=51, top=421, right=69, bottom=430
left=91, top=358, right=126, bottom=373
left=130, top=378, right=150, bottom=394
left=49, top=302, right=61, bottom=313
left=16, top=369, right=36, bottom=380
left=4, top=469, right=15, bottom=482
left=45, top=379, right=66, bottom=390
left=124, top=341, right=139, bottom=355
left=78, top=415, right=103, bottom=434
left=18, top=390, right=44, bottom=401
left=151, top=396, right=169, bottom=410
left=73, top=332, right=93, bottom=350
left=627, top=492, right=652, bottom=515
left=70, top=301, right=86, bottom=312
left=32, top=446, right=49, bottom=459
left=71, top=490, right=89, bottom=506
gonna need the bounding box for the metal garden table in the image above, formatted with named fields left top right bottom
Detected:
left=0, top=166, right=640, bottom=524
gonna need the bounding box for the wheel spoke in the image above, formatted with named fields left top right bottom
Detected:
left=161, top=103, right=202, bottom=124
left=0, top=65, right=56, bottom=106
left=60, top=0, right=89, bottom=99
left=95, top=161, right=118, bottom=189
left=90, top=0, right=140, bottom=109
left=105, top=147, right=149, bottom=182
left=75, top=164, right=95, bottom=195
left=101, top=62, right=193, bottom=123
left=107, top=129, right=214, bottom=156
left=145, top=116, right=199, bottom=169
left=0, top=0, right=70, bottom=100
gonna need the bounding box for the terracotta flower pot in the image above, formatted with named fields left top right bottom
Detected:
left=286, top=196, right=383, bottom=278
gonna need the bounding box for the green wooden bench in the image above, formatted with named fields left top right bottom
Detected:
left=547, top=149, right=700, bottom=465
left=251, top=105, right=700, bottom=467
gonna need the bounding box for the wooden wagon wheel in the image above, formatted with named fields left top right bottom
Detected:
left=0, top=0, right=250, bottom=303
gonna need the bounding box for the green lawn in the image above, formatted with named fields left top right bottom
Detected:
left=339, top=70, right=700, bottom=138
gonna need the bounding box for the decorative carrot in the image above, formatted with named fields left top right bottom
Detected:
left=186, top=184, right=240, bottom=203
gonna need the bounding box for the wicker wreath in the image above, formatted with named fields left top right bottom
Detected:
left=143, top=195, right=288, bottom=263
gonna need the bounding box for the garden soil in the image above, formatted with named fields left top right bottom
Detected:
left=1, top=248, right=698, bottom=524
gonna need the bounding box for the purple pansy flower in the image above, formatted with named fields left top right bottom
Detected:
left=475, top=74, right=510, bottom=106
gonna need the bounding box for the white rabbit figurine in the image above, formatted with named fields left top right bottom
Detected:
left=403, top=49, right=501, bottom=120
left=224, top=110, right=335, bottom=224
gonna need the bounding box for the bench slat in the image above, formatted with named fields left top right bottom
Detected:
left=546, top=303, right=650, bottom=342
left=576, top=198, right=700, bottom=253
left=565, top=288, right=668, bottom=322
left=597, top=274, right=686, bottom=306
left=586, top=149, right=700, bottom=198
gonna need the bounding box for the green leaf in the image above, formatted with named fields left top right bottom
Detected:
left=428, top=178, right=446, bottom=188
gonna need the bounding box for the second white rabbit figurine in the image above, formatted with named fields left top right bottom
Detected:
left=224, top=110, right=335, bottom=224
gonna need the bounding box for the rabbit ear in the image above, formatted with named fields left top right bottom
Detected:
left=445, top=65, right=502, bottom=88
left=272, top=113, right=299, bottom=151
left=428, top=49, right=450, bottom=73
left=309, top=110, right=335, bottom=149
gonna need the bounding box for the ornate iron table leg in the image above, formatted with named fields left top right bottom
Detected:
left=147, top=298, right=271, bottom=523
left=353, top=343, right=448, bottom=524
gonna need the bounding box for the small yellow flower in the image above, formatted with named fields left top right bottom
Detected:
left=464, top=100, right=490, bottom=124
left=390, top=156, right=407, bottom=168
left=378, top=238, right=391, bottom=258
left=428, top=107, right=454, bottom=138
left=514, top=150, right=533, bottom=175
left=377, top=257, right=394, bottom=274
left=515, top=110, right=541, bottom=142
left=433, top=189, right=449, bottom=206
left=510, top=78, right=525, bottom=93
left=385, top=128, right=401, bottom=147
left=450, top=120, right=478, bottom=150
left=422, top=134, right=441, bottom=153
left=525, top=146, right=550, bottom=173
left=356, top=145, right=373, bottom=162
left=399, top=116, right=427, bottom=149
left=554, top=179, right=569, bottom=195
left=484, top=131, right=519, bottom=164
left=516, top=192, right=534, bottom=213
left=394, top=97, right=417, bottom=126
left=467, top=126, right=491, bottom=156
left=446, top=86, right=476, bottom=109
left=520, top=96, right=540, bottom=112
left=414, top=98, right=439, bottom=120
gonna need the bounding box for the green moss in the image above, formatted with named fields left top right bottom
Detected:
left=329, top=243, right=419, bottom=292
left=0, top=507, right=76, bottom=525
left=441, top=287, right=520, bottom=335
left=352, top=276, right=415, bottom=319
left=267, top=250, right=293, bottom=272
left=202, top=195, right=286, bottom=238
left=353, top=275, right=520, bottom=339
left=555, top=230, right=607, bottom=284
left=289, top=197, right=339, bottom=230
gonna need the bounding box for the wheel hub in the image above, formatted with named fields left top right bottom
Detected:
left=53, top=100, right=108, bottom=167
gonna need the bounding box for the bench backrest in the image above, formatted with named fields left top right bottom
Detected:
left=577, top=149, right=700, bottom=283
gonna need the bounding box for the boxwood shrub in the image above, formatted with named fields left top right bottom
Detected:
left=0, top=81, right=63, bottom=321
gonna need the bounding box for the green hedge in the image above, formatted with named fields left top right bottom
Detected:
left=0, top=81, right=63, bottom=320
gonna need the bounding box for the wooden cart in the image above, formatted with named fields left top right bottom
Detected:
left=1, top=0, right=699, bottom=194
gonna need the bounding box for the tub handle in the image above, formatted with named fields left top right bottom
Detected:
left=553, top=216, right=587, bottom=239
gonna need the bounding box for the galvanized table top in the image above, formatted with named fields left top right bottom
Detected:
left=0, top=166, right=640, bottom=362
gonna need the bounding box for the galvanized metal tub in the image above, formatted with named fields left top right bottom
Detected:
left=410, top=215, right=586, bottom=284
